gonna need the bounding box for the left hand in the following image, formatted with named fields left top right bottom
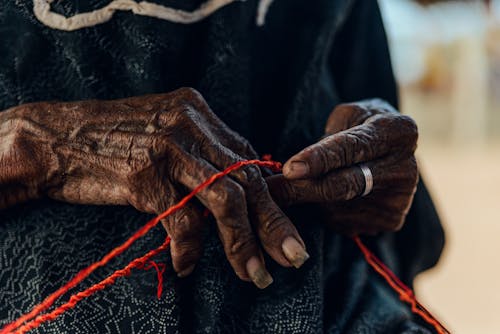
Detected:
left=267, top=99, right=418, bottom=236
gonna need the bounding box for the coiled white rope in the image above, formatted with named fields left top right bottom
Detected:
left=256, top=0, right=274, bottom=26
left=33, top=0, right=276, bottom=31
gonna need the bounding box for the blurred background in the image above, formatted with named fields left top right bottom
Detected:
left=379, top=0, right=500, bottom=332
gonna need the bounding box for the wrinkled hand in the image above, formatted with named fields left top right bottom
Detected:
left=267, top=99, right=418, bottom=235
left=0, top=88, right=309, bottom=288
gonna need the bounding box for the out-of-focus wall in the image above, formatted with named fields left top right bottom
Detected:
left=379, top=1, right=500, bottom=333
left=380, top=0, right=500, bottom=143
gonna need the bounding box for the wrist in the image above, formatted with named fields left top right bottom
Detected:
left=0, top=106, right=54, bottom=208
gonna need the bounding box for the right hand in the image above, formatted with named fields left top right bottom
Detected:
left=0, top=88, right=309, bottom=288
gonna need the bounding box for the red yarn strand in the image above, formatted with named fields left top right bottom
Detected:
left=143, top=261, right=167, bottom=300
left=13, top=237, right=171, bottom=334
left=1, top=160, right=280, bottom=334
left=1, top=160, right=448, bottom=334
left=353, top=236, right=450, bottom=334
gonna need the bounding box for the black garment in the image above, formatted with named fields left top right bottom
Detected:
left=0, top=0, right=444, bottom=333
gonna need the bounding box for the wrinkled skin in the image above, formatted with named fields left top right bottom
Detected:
left=0, top=90, right=418, bottom=288
left=267, top=99, right=419, bottom=236
left=0, top=88, right=308, bottom=289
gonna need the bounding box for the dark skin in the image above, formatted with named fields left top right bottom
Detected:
left=268, top=99, right=418, bottom=235
left=0, top=89, right=418, bottom=288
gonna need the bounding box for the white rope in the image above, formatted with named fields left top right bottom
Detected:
left=33, top=0, right=249, bottom=31
left=256, top=0, right=275, bottom=26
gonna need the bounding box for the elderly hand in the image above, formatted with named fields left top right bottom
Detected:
left=267, top=99, right=418, bottom=235
left=0, top=88, right=309, bottom=288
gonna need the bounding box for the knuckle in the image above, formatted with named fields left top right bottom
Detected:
left=157, top=110, right=175, bottom=128
left=167, top=105, right=192, bottom=124
left=149, top=134, right=167, bottom=153
left=165, top=213, right=192, bottom=240
left=175, top=87, right=208, bottom=108
left=259, top=209, right=289, bottom=236
left=396, top=114, right=418, bottom=129
left=395, top=115, right=419, bottom=148
left=401, top=116, right=418, bottom=135
left=164, top=211, right=203, bottom=254
left=226, top=236, right=254, bottom=258
left=8, top=116, right=35, bottom=135
left=209, top=181, right=245, bottom=218
left=179, top=213, right=203, bottom=237
left=8, top=103, right=38, bottom=118
left=171, top=239, right=201, bottom=258
left=239, top=165, right=262, bottom=187
left=177, top=87, right=204, bottom=101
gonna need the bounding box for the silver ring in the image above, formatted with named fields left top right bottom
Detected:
left=359, top=164, right=373, bottom=197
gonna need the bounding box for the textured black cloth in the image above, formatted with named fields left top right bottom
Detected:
left=0, top=0, right=444, bottom=333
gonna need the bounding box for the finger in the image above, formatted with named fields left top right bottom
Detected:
left=170, top=149, right=273, bottom=289
left=283, top=114, right=418, bottom=179
left=267, top=167, right=365, bottom=206
left=201, top=143, right=309, bottom=269
left=268, top=156, right=418, bottom=206
left=95, top=133, right=207, bottom=278
left=161, top=201, right=205, bottom=278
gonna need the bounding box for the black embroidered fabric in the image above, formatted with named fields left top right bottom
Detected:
left=0, top=0, right=444, bottom=333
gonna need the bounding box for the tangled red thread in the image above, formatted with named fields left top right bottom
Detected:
left=0, top=160, right=449, bottom=334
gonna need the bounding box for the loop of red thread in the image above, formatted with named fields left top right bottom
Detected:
left=353, top=236, right=450, bottom=334
left=1, top=159, right=448, bottom=334
left=143, top=261, right=166, bottom=300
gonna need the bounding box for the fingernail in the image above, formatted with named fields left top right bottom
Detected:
left=177, top=264, right=196, bottom=278
left=285, top=161, right=309, bottom=178
left=282, top=237, right=310, bottom=269
left=246, top=256, right=273, bottom=289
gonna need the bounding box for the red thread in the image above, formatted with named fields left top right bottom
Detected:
left=142, top=261, right=166, bottom=300
left=353, top=236, right=450, bottom=334
left=1, top=159, right=448, bottom=334
left=13, top=237, right=171, bottom=334
left=1, top=160, right=280, bottom=334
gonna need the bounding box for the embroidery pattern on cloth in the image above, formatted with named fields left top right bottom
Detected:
left=33, top=0, right=276, bottom=30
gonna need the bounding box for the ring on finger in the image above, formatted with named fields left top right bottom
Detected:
left=358, top=164, right=373, bottom=197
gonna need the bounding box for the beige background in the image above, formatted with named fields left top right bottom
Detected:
left=379, top=1, right=500, bottom=333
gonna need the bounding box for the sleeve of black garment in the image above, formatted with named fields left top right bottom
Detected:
left=328, top=0, right=445, bottom=284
